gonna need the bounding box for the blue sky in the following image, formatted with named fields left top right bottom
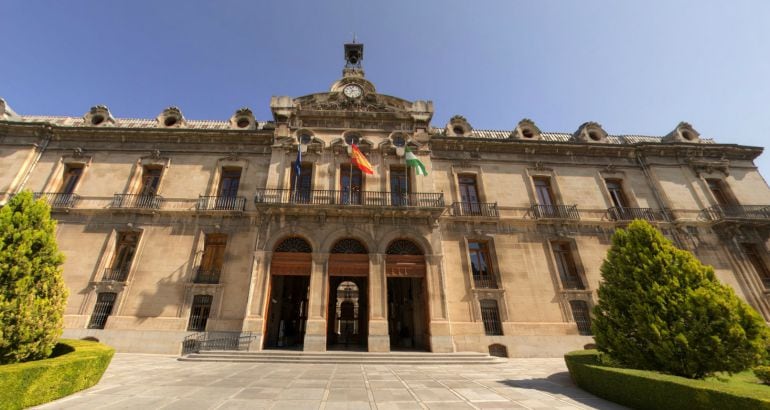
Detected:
left=2, top=1, right=769, bottom=177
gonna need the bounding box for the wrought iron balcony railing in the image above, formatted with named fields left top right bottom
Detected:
left=451, top=202, right=499, bottom=217
left=34, top=192, right=80, bottom=208
left=111, top=193, right=163, bottom=209
left=561, top=276, right=586, bottom=290
left=531, top=204, right=580, bottom=220
left=254, top=189, right=444, bottom=208
left=473, top=274, right=498, bottom=289
left=196, top=195, right=246, bottom=211
left=608, top=206, right=667, bottom=222
left=103, top=267, right=129, bottom=282
left=193, top=267, right=221, bottom=284
left=701, top=205, right=770, bottom=222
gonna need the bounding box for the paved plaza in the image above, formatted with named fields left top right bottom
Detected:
left=36, top=354, right=626, bottom=409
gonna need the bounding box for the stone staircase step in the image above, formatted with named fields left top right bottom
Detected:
left=179, top=350, right=505, bottom=365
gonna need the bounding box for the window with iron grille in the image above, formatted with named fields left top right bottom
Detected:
left=196, top=234, right=227, bottom=284
left=488, top=343, right=508, bottom=357
left=569, top=300, right=592, bottom=335
left=480, top=299, right=503, bottom=335
left=552, top=242, right=585, bottom=290
left=742, top=244, right=770, bottom=288
left=88, top=292, right=116, bottom=329
left=469, top=241, right=497, bottom=289
left=188, top=295, right=213, bottom=331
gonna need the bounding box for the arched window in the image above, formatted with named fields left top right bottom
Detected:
left=331, top=238, right=367, bottom=254
left=386, top=239, right=423, bottom=255
left=275, top=237, right=312, bottom=253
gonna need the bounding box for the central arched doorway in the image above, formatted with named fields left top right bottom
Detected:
left=386, top=239, right=429, bottom=351
left=327, top=238, right=368, bottom=350
left=264, top=237, right=311, bottom=349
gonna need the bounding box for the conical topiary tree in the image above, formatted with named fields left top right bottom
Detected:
left=593, top=219, right=770, bottom=379
left=0, top=191, right=68, bottom=364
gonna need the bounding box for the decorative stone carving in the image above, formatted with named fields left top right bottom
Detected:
left=572, top=122, right=608, bottom=143
left=663, top=121, right=701, bottom=143
left=510, top=118, right=542, bottom=140
left=0, top=98, right=20, bottom=121
left=230, top=107, right=256, bottom=130
left=687, top=157, right=730, bottom=177
left=156, top=106, right=186, bottom=128
left=446, top=115, right=472, bottom=137
left=83, top=105, right=115, bottom=127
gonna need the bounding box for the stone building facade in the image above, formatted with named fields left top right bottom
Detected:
left=1, top=44, right=769, bottom=356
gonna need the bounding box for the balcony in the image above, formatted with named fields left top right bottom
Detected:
left=34, top=192, right=79, bottom=208
left=473, top=274, right=498, bottom=289
left=112, top=194, right=163, bottom=209
left=255, top=189, right=444, bottom=208
left=193, top=267, right=221, bottom=284
left=531, top=204, right=580, bottom=221
left=196, top=195, right=246, bottom=211
left=451, top=202, right=499, bottom=217
left=103, top=267, right=129, bottom=282
left=702, top=205, right=770, bottom=223
left=562, top=276, right=586, bottom=290
left=608, top=206, right=667, bottom=222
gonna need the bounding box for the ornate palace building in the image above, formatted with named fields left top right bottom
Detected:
left=1, top=44, right=769, bottom=356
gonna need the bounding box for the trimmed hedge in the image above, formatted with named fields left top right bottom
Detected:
left=0, top=339, right=114, bottom=409
left=565, top=350, right=770, bottom=410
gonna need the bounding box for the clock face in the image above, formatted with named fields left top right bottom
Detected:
left=343, top=84, right=363, bottom=99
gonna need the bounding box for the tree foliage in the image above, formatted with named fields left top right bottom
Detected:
left=0, top=191, right=68, bottom=364
left=593, top=219, right=770, bottom=379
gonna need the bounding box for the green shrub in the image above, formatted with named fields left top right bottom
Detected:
left=565, top=350, right=770, bottom=410
left=592, top=220, right=770, bottom=378
left=755, top=366, right=770, bottom=385
left=0, top=191, right=68, bottom=364
left=0, top=339, right=114, bottom=409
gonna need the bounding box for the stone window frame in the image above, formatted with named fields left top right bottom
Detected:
left=546, top=239, right=589, bottom=292
left=124, top=155, right=171, bottom=196
left=740, top=242, right=770, bottom=290
left=42, top=154, right=93, bottom=194
left=206, top=157, right=249, bottom=197
left=701, top=176, right=739, bottom=207
left=188, top=228, right=231, bottom=284
left=462, top=236, right=508, bottom=324
left=597, top=170, right=640, bottom=209
left=449, top=164, right=488, bottom=205
left=524, top=168, right=566, bottom=207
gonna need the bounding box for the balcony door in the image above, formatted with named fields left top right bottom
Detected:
left=459, top=175, right=480, bottom=214
left=140, top=167, right=162, bottom=196
left=216, top=169, right=241, bottom=209
left=390, top=167, right=409, bottom=206
left=290, top=163, right=313, bottom=204
left=61, top=166, right=83, bottom=195
left=340, top=165, right=362, bottom=205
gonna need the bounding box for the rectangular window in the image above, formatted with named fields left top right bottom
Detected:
left=196, top=234, right=227, bottom=284
left=140, top=167, right=162, bottom=196
left=340, top=165, right=362, bottom=205
left=218, top=169, right=241, bottom=198
left=290, top=163, right=313, bottom=203
left=88, top=292, right=116, bottom=329
left=458, top=174, right=481, bottom=215
left=104, top=232, right=139, bottom=281
left=469, top=241, right=497, bottom=289
left=605, top=179, right=628, bottom=208
left=706, top=179, right=733, bottom=207
left=188, top=295, right=213, bottom=331
left=742, top=244, right=770, bottom=288
left=533, top=177, right=555, bottom=206
left=552, top=242, right=585, bottom=290
left=61, top=165, right=83, bottom=195
left=569, top=300, right=592, bottom=335
left=480, top=299, right=503, bottom=336
left=390, top=167, right=409, bottom=206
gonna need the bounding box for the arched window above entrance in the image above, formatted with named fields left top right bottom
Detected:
left=275, top=236, right=312, bottom=253
left=386, top=239, right=423, bottom=255
left=331, top=238, right=367, bottom=254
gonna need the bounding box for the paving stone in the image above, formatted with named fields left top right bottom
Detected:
left=327, top=388, right=370, bottom=402
left=323, top=401, right=372, bottom=410
left=453, top=388, right=508, bottom=402
left=216, top=399, right=273, bottom=409
left=372, top=388, right=415, bottom=402
left=276, top=387, right=326, bottom=400
left=411, top=387, right=462, bottom=402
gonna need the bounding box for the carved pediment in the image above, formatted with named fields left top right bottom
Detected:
left=295, top=93, right=409, bottom=114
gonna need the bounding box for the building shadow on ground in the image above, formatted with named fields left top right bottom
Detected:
left=498, top=372, right=627, bottom=409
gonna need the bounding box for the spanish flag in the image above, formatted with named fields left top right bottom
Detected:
left=350, top=143, right=374, bottom=175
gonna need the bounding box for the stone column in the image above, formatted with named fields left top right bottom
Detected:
left=303, top=252, right=329, bottom=351
left=368, top=253, right=390, bottom=352
left=242, top=250, right=271, bottom=351
left=426, top=253, right=454, bottom=352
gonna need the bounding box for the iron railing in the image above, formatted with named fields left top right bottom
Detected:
left=569, top=300, right=593, bottom=336
left=480, top=300, right=503, bottom=336
left=562, top=276, right=586, bottom=290
left=254, top=189, right=444, bottom=208
left=181, top=331, right=256, bottom=354
left=193, top=267, right=221, bottom=284
left=451, top=202, right=499, bottom=217
left=608, top=206, right=667, bottom=222
left=103, top=267, right=129, bottom=282
left=532, top=204, right=580, bottom=220
left=701, top=205, right=770, bottom=221
left=34, top=192, right=80, bottom=208
left=88, top=292, right=116, bottom=329
left=196, top=195, right=246, bottom=211
left=473, top=274, right=498, bottom=289
left=112, top=193, right=163, bottom=209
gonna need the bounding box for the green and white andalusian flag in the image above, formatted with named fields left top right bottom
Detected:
left=405, top=146, right=428, bottom=176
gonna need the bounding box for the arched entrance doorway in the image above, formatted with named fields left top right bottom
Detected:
left=264, top=237, right=311, bottom=349
left=327, top=238, right=368, bottom=350
left=386, top=239, right=429, bottom=351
